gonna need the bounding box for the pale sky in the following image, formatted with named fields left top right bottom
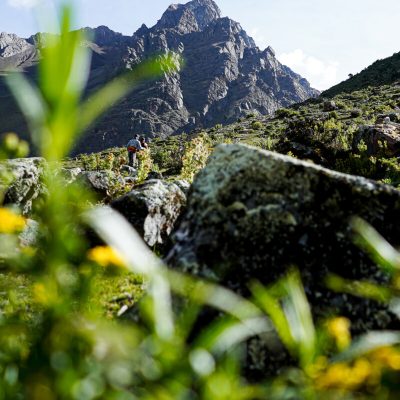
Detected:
left=2, top=0, right=400, bottom=90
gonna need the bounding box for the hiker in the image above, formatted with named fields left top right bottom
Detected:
left=126, top=134, right=143, bottom=167
left=139, top=136, right=149, bottom=149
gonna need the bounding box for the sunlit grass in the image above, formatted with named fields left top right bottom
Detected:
left=0, top=271, right=144, bottom=321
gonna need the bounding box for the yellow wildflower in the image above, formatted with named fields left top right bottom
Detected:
left=326, top=317, right=351, bottom=350
left=370, top=346, right=400, bottom=371
left=347, top=358, right=373, bottom=387
left=87, top=246, right=127, bottom=269
left=315, top=358, right=373, bottom=391
left=0, top=208, right=26, bottom=234
left=315, top=362, right=352, bottom=390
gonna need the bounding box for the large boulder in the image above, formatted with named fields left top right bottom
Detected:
left=167, top=144, right=400, bottom=332
left=323, top=100, right=337, bottom=112
left=79, top=170, right=124, bottom=199
left=111, top=179, right=187, bottom=247
left=354, top=122, right=400, bottom=157
left=0, top=158, right=46, bottom=215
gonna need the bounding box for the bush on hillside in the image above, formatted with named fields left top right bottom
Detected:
left=180, top=133, right=211, bottom=182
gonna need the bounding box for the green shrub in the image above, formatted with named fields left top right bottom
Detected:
left=275, top=108, right=300, bottom=118
left=329, top=111, right=339, bottom=119
left=251, top=121, right=264, bottom=130
left=136, top=148, right=153, bottom=184
left=180, top=133, right=211, bottom=182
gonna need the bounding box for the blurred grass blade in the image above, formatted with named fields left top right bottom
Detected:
left=251, top=281, right=295, bottom=352
left=326, top=274, right=392, bottom=303
left=352, top=217, right=400, bottom=274
left=86, top=206, right=174, bottom=340
left=333, top=331, right=400, bottom=362
left=252, top=271, right=316, bottom=368
left=195, top=317, right=272, bottom=355
left=39, top=5, right=91, bottom=105
left=5, top=73, right=47, bottom=147
left=79, top=54, right=179, bottom=133
left=166, top=269, right=265, bottom=321
left=283, top=271, right=316, bottom=367
left=37, top=5, right=92, bottom=159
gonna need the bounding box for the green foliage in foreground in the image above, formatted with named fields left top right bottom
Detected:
left=2, top=4, right=400, bottom=400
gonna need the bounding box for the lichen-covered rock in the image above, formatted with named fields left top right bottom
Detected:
left=174, top=179, right=191, bottom=195
left=60, top=167, right=82, bottom=184
left=1, top=157, right=46, bottom=215
left=167, top=144, right=400, bottom=365
left=111, top=179, right=187, bottom=247
left=19, top=219, right=39, bottom=247
left=79, top=170, right=124, bottom=199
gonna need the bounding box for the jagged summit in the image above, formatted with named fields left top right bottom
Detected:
left=0, top=32, right=33, bottom=58
left=154, top=0, right=221, bottom=33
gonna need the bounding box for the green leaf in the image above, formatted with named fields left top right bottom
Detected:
left=166, top=269, right=264, bottom=321
left=251, top=281, right=296, bottom=353
left=283, top=271, right=316, bottom=368
left=251, top=270, right=316, bottom=368
left=5, top=72, right=47, bottom=148
left=326, top=274, right=392, bottom=303
left=194, top=316, right=272, bottom=355
left=352, top=217, right=400, bottom=274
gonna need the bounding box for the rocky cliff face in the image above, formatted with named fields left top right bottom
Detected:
left=0, top=32, right=38, bottom=70
left=0, top=0, right=318, bottom=154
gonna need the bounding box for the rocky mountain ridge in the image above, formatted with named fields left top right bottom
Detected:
left=0, top=32, right=38, bottom=70
left=0, top=0, right=318, bottom=154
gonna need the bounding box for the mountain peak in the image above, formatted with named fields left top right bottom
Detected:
left=186, top=0, right=221, bottom=28
left=0, top=32, right=33, bottom=58
left=155, top=0, right=221, bottom=33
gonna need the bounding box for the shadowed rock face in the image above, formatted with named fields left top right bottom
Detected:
left=166, top=145, right=400, bottom=377
left=111, top=179, right=187, bottom=248
left=0, top=0, right=318, bottom=154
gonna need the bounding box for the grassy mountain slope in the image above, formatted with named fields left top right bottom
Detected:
left=323, top=52, right=400, bottom=97
left=71, top=80, right=400, bottom=189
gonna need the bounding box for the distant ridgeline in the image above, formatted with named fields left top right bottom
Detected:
left=323, top=51, right=400, bottom=98
left=0, top=0, right=318, bottom=154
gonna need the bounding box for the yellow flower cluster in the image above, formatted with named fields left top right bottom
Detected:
left=315, top=358, right=374, bottom=391
left=0, top=207, right=26, bottom=234
left=370, top=346, right=400, bottom=371
left=326, top=317, right=351, bottom=350
left=87, top=246, right=127, bottom=269
left=314, top=346, right=400, bottom=392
